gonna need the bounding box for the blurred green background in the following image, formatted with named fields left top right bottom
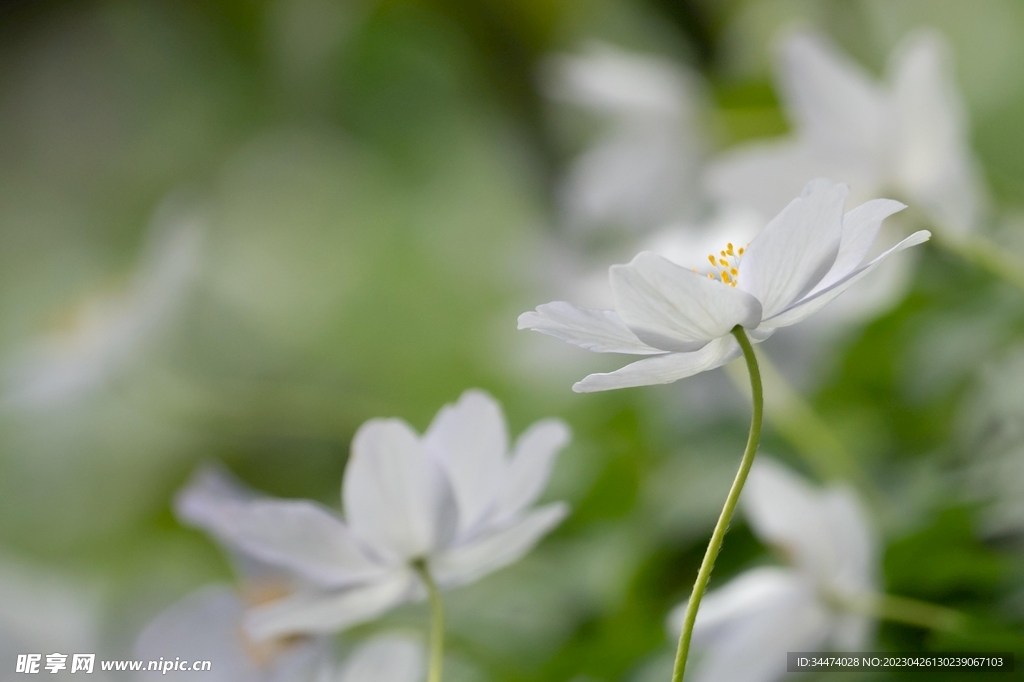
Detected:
left=2, top=0, right=1024, bottom=680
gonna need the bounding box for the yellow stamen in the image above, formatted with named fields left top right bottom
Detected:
left=719, top=258, right=729, bottom=267
left=708, top=254, right=716, bottom=266
left=721, top=271, right=731, bottom=283
left=738, top=247, right=745, bottom=256
left=727, top=243, right=735, bottom=256
left=730, top=268, right=738, bottom=276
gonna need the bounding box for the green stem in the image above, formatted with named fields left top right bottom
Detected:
left=936, top=232, right=1024, bottom=292
left=413, top=560, right=445, bottom=682
left=670, top=327, right=763, bottom=682
left=833, top=592, right=966, bottom=634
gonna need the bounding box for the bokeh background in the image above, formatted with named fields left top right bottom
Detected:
left=2, top=0, right=1024, bottom=680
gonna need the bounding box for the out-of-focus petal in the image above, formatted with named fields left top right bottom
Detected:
left=572, top=336, right=741, bottom=392
left=741, top=459, right=832, bottom=575
left=693, top=585, right=829, bottom=682
left=889, top=30, right=985, bottom=236
left=611, top=253, right=762, bottom=352
left=707, top=141, right=848, bottom=220
left=423, top=390, right=509, bottom=535
left=778, top=31, right=889, bottom=161
left=135, top=587, right=254, bottom=681
left=180, top=498, right=386, bottom=588
left=819, top=489, right=878, bottom=596
left=338, top=635, right=424, bottom=682
left=493, top=419, right=571, bottom=522
left=344, top=420, right=458, bottom=564
left=517, top=302, right=666, bottom=355
left=667, top=567, right=801, bottom=643
left=738, top=180, right=846, bottom=318
left=431, top=503, right=568, bottom=588
left=134, top=586, right=326, bottom=682
left=244, top=571, right=416, bottom=641
left=761, top=230, right=930, bottom=329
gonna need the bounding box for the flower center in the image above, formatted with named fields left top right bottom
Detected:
left=238, top=580, right=306, bottom=667
left=694, top=242, right=745, bottom=287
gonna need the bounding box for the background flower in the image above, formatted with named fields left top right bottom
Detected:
left=177, top=390, right=569, bottom=640
left=667, top=458, right=877, bottom=682
left=707, top=28, right=987, bottom=238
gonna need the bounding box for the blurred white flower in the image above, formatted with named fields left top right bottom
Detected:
left=1, top=216, right=202, bottom=410
left=708, top=29, right=987, bottom=238
left=667, top=458, right=877, bottom=682
left=135, top=585, right=424, bottom=682
left=540, top=42, right=707, bottom=232
left=520, top=179, right=928, bottom=392
left=959, top=345, right=1024, bottom=536
left=177, top=389, right=570, bottom=640
left=0, top=551, right=106, bottom=670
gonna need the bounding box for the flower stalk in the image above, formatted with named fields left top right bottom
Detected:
left=936, top=231, right=1024, bottom=293
left=670, top=326, right=763, bottom=682
left=413, top=560, right=445, bottom=682
left=828, top=591, right=966, bottom=634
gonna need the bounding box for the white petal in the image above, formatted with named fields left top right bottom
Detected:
left=738, top=179, right=846, bottom=318
left=430, top=503, right=568, bottom=588
left=693, top=585, right=830, bottom=682
left=890, top=30, right=984, bottom=236
left=669, top=568, right=832, bottom=682
left=244, top=571, right=416, bottom=640
left=175, top=465, right=261, bottom=522
left=188, top=499, right=386, bottom=588
left=175, top=466, right=385, bottom=587
left=572, top=336, right=741, bottom=392
left=559, top=126, right=703, bottom=231
left=706, top=141, right=851, bottom=220
left=423, top=390, right=508, bottom=535
left=778, top=31, right=890, bottom=161
left=493, top=419, right=571, bottom=522
left=344, top=420, right=458, bottom=563
left=540, top=42, right=693, bottom=119
left=338, top=635, right=425, bottom=682
left=762, top=230, right=930, bottom=329
left=517, top=302, right=665, bottom=355
left=831, top=610, right=875, bottom=652
left=741, top=459, right=832, bottom=577
left=666, top=567, right=801, bottom=640
left=610, top=252, right=761, bottom=352
left=819, top=489, right=878, bottom=597
left=135, top=587, right=252, bottom=678
left=813, top=199, right=907, bottom=292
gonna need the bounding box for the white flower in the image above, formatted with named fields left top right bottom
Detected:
left=707, top=29, right=986, bottom=238
left=540, top=42, right=707, bottom=232
left=960, top=345, right=1024, bottom=536
left=176, top=389, right=570, bottom=640
left=0, top=551, right=105, bottom=668
left=134, top=585, right=424, bottom=682
left=519, top=179, right=929, bottom=392
left=1, top=216, right=202, bottom=410
left=667, top=458, right=877, bottom=682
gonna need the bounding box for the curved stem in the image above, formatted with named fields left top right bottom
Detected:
left=670, top=326, right=763, bottom=682
left=725, top=347, right=862, bottom=486
left=413, top=560, right=445, bottom=682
